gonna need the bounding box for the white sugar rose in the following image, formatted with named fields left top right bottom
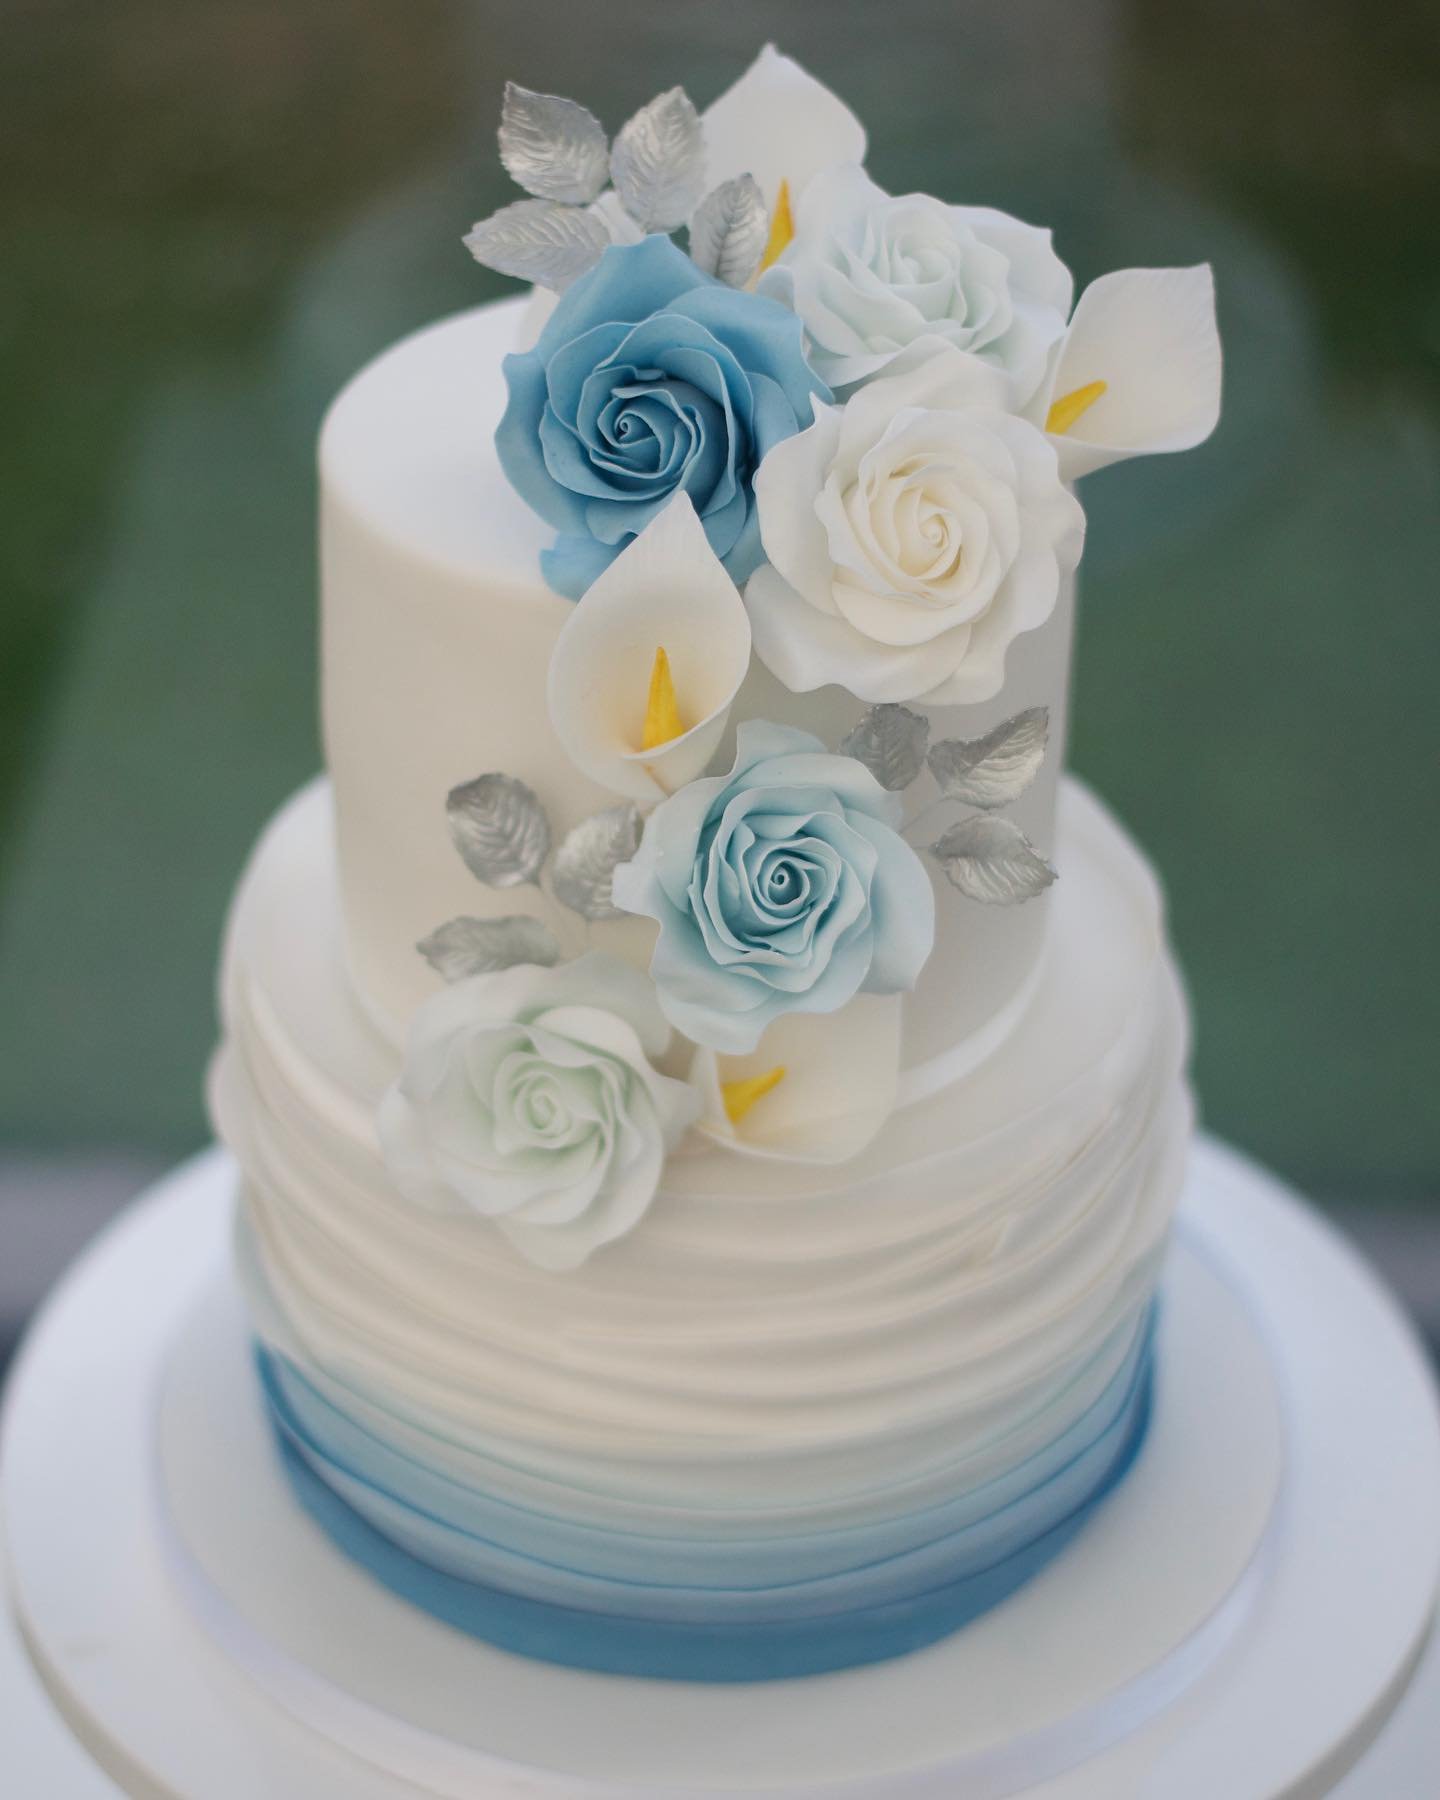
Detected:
left=746, top=344, right=1085, bottom=706
left=378, top=954, right=699, bottom=1272
left=759, top=164, right=1072, bottom=401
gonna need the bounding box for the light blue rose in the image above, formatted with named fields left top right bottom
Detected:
left=496, top=236, right=829, bottom=599
left=611, top=722, right=936, bottom=1053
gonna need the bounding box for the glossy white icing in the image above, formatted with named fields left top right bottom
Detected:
left=210, top=776, right=1187, bottom=1515
left=319, top=298, right=1073, bottom=1070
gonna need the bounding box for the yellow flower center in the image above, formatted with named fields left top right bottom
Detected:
left=759, top=179, right=795, bottom=273
left=641, top=646, right=685, bottom=751
left=1045, top=379, right=1108, bottom=436
left=722, top=1065, right=787, bottom=1124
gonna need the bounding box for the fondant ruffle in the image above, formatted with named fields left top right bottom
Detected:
left=260, top=1315, right=1154, bottom=1679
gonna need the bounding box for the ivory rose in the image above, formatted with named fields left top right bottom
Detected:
left=746, top=344, right=1085, bottom=706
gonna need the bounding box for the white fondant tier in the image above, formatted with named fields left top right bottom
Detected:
left=210, top=776, right=1186, bottom=1528
left=319, top=296, right=1074, bottom=1069
left=6, top=1143, right=1439, bottom=1797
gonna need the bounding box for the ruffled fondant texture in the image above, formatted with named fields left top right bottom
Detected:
left=210, top=777, right=1189, bottom=1679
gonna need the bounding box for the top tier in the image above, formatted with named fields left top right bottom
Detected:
left=320, top=294, right=1071, bottom=1080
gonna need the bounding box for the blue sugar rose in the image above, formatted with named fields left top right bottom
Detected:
left=496, top=236, right=829, bottom=599
left=611, top=722, right=936, bottom=1053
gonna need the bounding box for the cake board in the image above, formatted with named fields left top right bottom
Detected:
left=3, top=1137, right=1439, bottom=1798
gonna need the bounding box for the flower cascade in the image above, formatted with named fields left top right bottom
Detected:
left=371, top=46, right=1223, bottom=1269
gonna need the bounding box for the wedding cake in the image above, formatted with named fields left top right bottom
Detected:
left=209, top=45, right=1222, bottom=1683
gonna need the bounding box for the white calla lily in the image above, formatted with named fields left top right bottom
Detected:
left=1031, top=265, right=1222, bottom=480
left=688, top=995, right=902, bottom=1164
left=547, top=493, right=752, bottom=803
left=701, top=43, right=867, bottom=225
left=518, top=47, right=863, bottom=346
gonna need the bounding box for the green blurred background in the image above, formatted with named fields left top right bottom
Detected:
left=0, top=0, right=1437, bottom=1212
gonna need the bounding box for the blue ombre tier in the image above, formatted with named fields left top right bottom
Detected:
left=255, top=1309, right=1156, bottom=1682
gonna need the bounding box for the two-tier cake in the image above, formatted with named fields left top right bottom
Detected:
left=209, top=44, right=1222, bottom=1682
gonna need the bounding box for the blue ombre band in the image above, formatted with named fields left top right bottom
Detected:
left=254, top=1311, right=1156, bottom=1681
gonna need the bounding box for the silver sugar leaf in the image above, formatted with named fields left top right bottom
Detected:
left=463, top=198, right=610, bottom=291
left=610, top=86, right=705, bottom=233
left=688, top=174, right=768, bottom=287
left=840, top=704, right=931, bottom=792
left=417, top=915, right=562, bottom=982
left=927, top=708, right=1050, bottom=810
left=446, top=773, right=552, bottom=887
left=929, top=815, right=1056, bottom=905
left=499, top=83, right=609, bottom=205
left=551, top=803, right=642, bottom=921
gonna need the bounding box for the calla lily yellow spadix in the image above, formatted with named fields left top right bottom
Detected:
left=1046, top=380, right=1108, bottom=436
left=547, top=494, right=752, bottom=804
left=759, top=179, right=795, bottom=273
left=721, top=1065, right=786, bottom=1124
left=641, top=647, right=685, bottom=751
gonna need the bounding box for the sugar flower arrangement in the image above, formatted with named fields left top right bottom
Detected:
left=377, top=46, right=1222, bottom=1270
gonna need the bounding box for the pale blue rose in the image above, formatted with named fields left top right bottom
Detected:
left=496, top=236, right=828, bottom=599
left=611, top=722, right=936, bottom=1053
left=758, top=164, right=1072, bottom=401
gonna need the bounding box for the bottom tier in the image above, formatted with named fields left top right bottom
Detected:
left=209, top=776, right=1190, bottom=1680
left=5, top=1143, right=1439, bottom=1799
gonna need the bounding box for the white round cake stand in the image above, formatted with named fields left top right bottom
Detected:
left=2, top=1137, right=1438, bottom=1800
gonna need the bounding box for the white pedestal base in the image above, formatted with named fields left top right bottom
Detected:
left=4, top=1139, right=1440, bottom=1798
